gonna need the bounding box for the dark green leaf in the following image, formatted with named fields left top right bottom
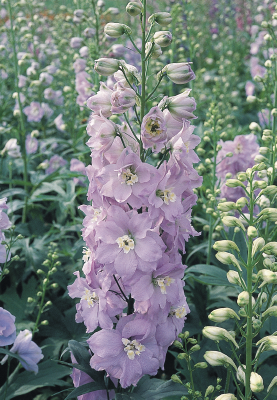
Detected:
left=64, top=382, right=107, bottom=399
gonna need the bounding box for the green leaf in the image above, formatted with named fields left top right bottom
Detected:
left=185, top=264, right=231, bottom=286
left=0, top=360, right=69, bottom=400
left=132, top=376, right=187, bottom=399
left=64, top=382, right=107, bottom=399
left=0, top=348, right=25, bottom=365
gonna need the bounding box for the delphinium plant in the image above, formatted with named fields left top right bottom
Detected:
left=64, top=0, right=202, bottom=398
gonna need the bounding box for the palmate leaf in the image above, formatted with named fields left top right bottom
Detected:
left=0, top=360, right=69, bottom=400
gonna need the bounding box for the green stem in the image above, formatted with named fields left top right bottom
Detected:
left=145, top=75, right=163, bottom=101
left=207, top=121, right=217, bottom=265
left=7, top=0, right=28, bottom=224
left=224, top=368, right=231, bottom=393
left=139, top=0, right=147, bottom=161
left=245, top=176, right=254, bottom=400
left=3, top=357, right=11, bottom=400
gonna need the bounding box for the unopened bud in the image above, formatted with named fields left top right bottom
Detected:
left=194, top=362, right=208, bottom=369
left=208, top=308, right=240, bottom=323
left=236, top=365, right=246, bottom=384
left=252, top=238, right=265, bottom=257
left=214, top=394, right=237, bottom=400
left=146, top=42, right=162, bottom=59
left=250, top=372, right=264, bottom=393
left=236, top=197, right=248, bottom=208
left=237, top=291, right=250, bottom=306
left=253, top=180, right=267, bottom=190
left=27, top=297, right=34, bottom=303
left=50, top=283, right=59, bottom=289
left=126, top=1, right=143, bottom=16
left=261, top=185, right=277, bottom=196
left=202, top=326, right=239, bottom=348
left=237, top=172, right=247, bottom=181
left=213, top=240, right=239, bottom=252
left=247, top=226, right=258, bottom=237
left=249, top=122, right=261, bottom=131
left=222, top=216, right=246, bottom=231
left=104, top=23, right=131, bottom=38
left=173, top=340, right=183, bottom=349
left=217, top=201, right=237, bottom=212
left=261, top=242, right=277, bottom=256
left=149, top=12, right=172, bottom=26
left=162, top=62, right=195, bottom=84
left=94, top=58, right=120, bottom=76
left=153, top=31, right=172, bottom=47
left=41, top=320, right=49, bottom=326
left=267, top=376, right=277, bottom=393
left=227, top=270, right=243, bottom=286
left=216, top=252, right=241, bottom=271
left=257, top=269, right=277, bottom=286
left=205, top=385, right=214, bottom=397
left=204, top=351, right=237, bottom=370
left=262, top=305, right=277, bottom=318
left=225, top=179, right=245, bottom=188
left=171, top=374, right=182, bottom=384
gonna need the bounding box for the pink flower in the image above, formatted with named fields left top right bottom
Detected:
left=70, top=37, right=83, bottom=49
left=45, top=155, right=67, bottom=175
left=87, top=82, right=112, bottom=118
left=111, top=84, right=136, bottom=114
left=73, top=58, right=87, bottom=73
left=160, top=90, right=196, bottom=121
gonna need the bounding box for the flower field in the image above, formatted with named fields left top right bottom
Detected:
left=1, top=0, right=277, bottom=399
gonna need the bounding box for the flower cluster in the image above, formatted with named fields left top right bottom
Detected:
left=68, top=57, right=201, bottom=388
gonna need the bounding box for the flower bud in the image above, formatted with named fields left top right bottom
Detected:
left=208, top=308, right=240, bottom=323
left=161, top=62, right=195, bottom=84
left=215, top=251, right=241, bottom=271
left=247, top=226, right=257, bottom=238
left=146, top=42, right=162, bottom=59
left=190, top=344, right=200, bottom=352
left=239, top=308, right=247, bottom=317
left=237, top=291, right=250, bottom=306
left=194, top=362, right=208, bottom=369
left=225, top=179, right=245, bottom=188
left=213, top=240, right=240, bottom=253
left=262, top=305, right=277, bottom=318
left=227, top=270, right=243, bottom=286
left=236, top=197, right=248, bottom=208
left=214, top=395, right=237, bottom=400
left=237, top=172, right=247, bottom=181
left=253, top=180, right=267, bottom=190
left=255, top=155, right=267, bottom=163
left=261, top=185, right=277, bottom=196
left=261, top=242, right=277, bottom=256
left=258, top=208, right=277, bottom=222
left=258, top=269, right=277, bottom=285
left=236, top=365, right=246, bottom=384
left=94, top=58, right=120, bottom=76
left=250, top=372, right=264, bottom=393
left=126, top=1, right=143, bottom=16
left=104, top=23, right=131, bottom=38
left=202, top=326, right=239, bottom=348
left=173, top=340, right=183, bottom=349
left=217, top=201, right=237, bottom=212
left=252, top=318, right=262, bottom=330
left=252, top=238, right=265, bottom=257
left=205, top=385, right=214, bottom=396
left=222, top=216, right=246, bottom=231
left=203, top=351, right=237, bottom=370
left=153, top=31, right=172, bottom=47
left=149, top=12, right=172, bottom=26
left=267, top=376, right=277, bottom=393
left=171, top=374, right=182, bottom=384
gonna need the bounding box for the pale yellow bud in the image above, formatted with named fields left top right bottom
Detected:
left=215, top=252, right=241, bottom=271
left=237, top=291, right=250, bottom=306
left=222, top=216, right=246, bottom=231
left=213, top=240, right=239, bottom=252
left=204, top=351, right=237, bottom=370
left=250, top=372, right=264, bottom=393
left=208, top=308, right=240, bottom=323
left=252, top=238, right=265, bottom=257
left=202, top=326, right=239, bottom=348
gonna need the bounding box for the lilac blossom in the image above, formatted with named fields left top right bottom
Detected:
left=111, top=84, right=136, bottom=114
left=23, top=102, right=44, bottom=122
left=5, top=330, right=43, bottom=373
left=25, top=134, right=38, bottom=155
left=88, top=314, right=160, bottom=388
left=54, top=114, right=66, bottom=132
left=86, top=83, right=112, bottom=117
left=45, top=155, right=67, bottom=175
left=0, top=307, right=16, bottom=346
left=141, top=106, right=167, bottom=152
left=18, top=75, right=27, bottom=88
left=39, top=72, right=53, bottom=85
left=70, top=158, right=87, bottom=186
left=95, top=205, right=165, bottom=278
left=75, top=71, right=94, bottom=106
left=216, top=134, right=259, bottom=201
left=73, top=58, right=86, bottom=74
left=41, top=102, right=54, bottom=118
left=70, top=37, right=83, bottom=49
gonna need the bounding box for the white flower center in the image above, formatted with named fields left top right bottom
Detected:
left=153, top=276, right=175, bottom=294
left=32, top=107, right=39, bottom=116
left=145, top=117, right=163, bottom=137
left=92, top=207, right=102, bottom=221
left=122, top=338, right=145, bottom=360
left=184, top=142, right=190, bottom=153
left=235, top=143, right=243, bottom=154
left=121, top=168, right=138, bottom=186
left=82, top=247, right=91, bottom=262
left=157, top=189, right=176, bottom=205
left=170, top=305, right=187, bottom=319
left=81, top=288, right=99, bottom=307
left=116, top=234, right=134, bottom=254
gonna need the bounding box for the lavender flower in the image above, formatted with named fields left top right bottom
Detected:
left=23, top=102, right=44, bottom=123
left=45, top=155, right=67, bottom=175
left=6, top=330, right=43, bottom=373
left=0, top=307, right=16, bottom=346
left=25, top=134, right=38, bottom=155
left=141, top=106, right=167, bottom=152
